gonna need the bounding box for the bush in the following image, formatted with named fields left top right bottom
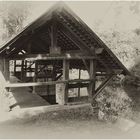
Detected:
left=95, top=86, right=133, bottom=122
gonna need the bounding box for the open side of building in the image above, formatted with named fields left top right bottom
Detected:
left=0, top=2, right=130, bottom=110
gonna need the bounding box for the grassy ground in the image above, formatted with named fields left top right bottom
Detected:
left=0, top=106, right=126, bottom=139
left=0, top=103, right=139, bottom=139
left=0, top=76, right=140, bottom=138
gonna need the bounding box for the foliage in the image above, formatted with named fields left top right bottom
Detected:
left=95, top=85, right=134, bottom=122
left=1, top=2, right=29, bottom=41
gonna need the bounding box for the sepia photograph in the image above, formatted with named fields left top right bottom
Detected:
left=0, top=0, right=140, bottom=139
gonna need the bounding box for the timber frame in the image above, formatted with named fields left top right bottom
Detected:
left=0, top=2, right=130, bottom=108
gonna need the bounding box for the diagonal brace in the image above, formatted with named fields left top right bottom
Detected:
left=93, top=74, right=116, bottom=99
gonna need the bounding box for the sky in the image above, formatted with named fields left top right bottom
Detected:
left=23, top=1, right=140, bottom=32
left=1, top=1, right=140, bottom=33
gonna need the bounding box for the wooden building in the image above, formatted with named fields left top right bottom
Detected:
left=0, top=3, right=130, bottom=108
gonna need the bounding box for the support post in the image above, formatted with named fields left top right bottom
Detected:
left=33, top=60, right=38, bottom=93
left=62, top=59, right=69, bottom=105
left=78, top=69, right=81, bottom=98
left=88, top=59, right=96, bottom=104
left=21, top=60, right=24, bottom=81
left=14, top=60, right=16, bottom=76
left=24, top=60, right=27, bottom=81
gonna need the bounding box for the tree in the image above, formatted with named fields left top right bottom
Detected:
left=0, top=2, right=29, bottom=41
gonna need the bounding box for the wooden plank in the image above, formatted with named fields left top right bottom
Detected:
left=5, top=79, right=93, bottom=88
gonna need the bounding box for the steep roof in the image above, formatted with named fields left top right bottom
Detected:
left=0, top=2, right=130, bottom=75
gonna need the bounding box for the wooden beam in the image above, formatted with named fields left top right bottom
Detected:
left=5, top=79, right=93, bottom=88
left=50, top=16, right=60, bottom=54
left=68, top=82, right=88, bottom=89
left=10, top=54, right=96, bottom=61
left=96, top=73, right=116, bottom=76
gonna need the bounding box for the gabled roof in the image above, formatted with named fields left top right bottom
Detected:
left=0, top=2, right=130, bottom=75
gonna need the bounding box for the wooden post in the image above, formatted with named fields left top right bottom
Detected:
left=14, top=60, right=16, bottom=76
left=33, top=60, right=38, bottom=93
left=78, top=69, right=81, bottom=98
left=21, top=60, right=24, bottom=81
left=62, top=59, right=69, bottom=105
left=88, top=59, right=96, bottom=103
left=24, top=60, right=27, bottom=81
